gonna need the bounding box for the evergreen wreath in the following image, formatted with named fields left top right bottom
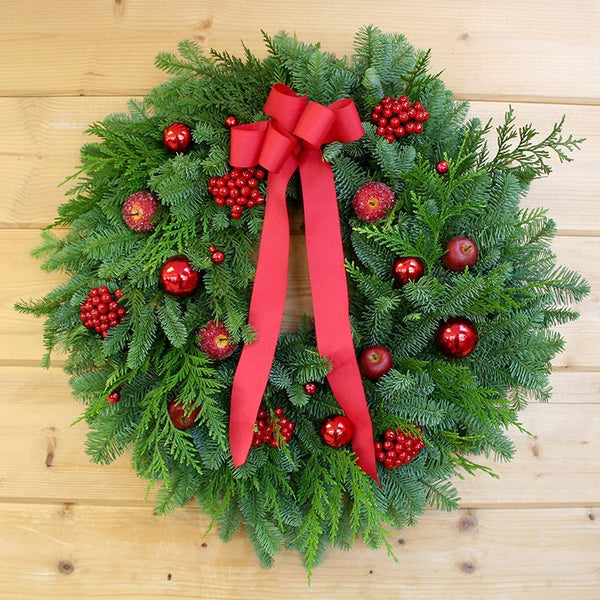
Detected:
left=17, top=27, right=589, bottom=573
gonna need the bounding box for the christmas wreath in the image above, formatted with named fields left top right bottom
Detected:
left=18, top=27, right=589, bottom=572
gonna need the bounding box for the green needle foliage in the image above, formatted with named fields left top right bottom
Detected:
left=16, top=27, right=588, bottom=573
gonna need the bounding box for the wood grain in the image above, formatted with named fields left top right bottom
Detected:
left=1, top=1, right=599, bottom=102
left=0, top=97, right=596, bottom=232
left=1, top=367, right=598, bottom=507
left=0, top=502, right=598, bottom=599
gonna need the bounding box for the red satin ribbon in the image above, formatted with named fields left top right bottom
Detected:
left=229, top=84, right=378, bottom=481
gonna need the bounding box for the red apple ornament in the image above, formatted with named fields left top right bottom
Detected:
left=443, top=236, right=479, bottom=271
left=359, top=345, right=393, bottom=381
left=168, top=399, right=200, bottom=430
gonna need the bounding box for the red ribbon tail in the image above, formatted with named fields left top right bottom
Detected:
left=299, top=149, right=379, bottom=482
left=229, top=155, right=297, bottom=468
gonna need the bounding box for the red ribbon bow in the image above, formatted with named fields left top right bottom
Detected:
left=229, top=83, right=378, bottom=481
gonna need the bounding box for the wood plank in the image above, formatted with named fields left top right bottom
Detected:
left=1, top=367, right=598, bottom=506
left=2, top=230, right=598, bottom=366
left=0, top=502, right=597, bottom=599
left=1, top=1, right=599, bottom=102
left=0, top=97, right=597, bottom=232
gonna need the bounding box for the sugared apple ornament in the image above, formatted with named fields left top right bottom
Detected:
left=443, top=236, right=479, bottom=271
left=359, top=345, right=393, bottom=381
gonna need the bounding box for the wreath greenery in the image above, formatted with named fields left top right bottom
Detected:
left=17, top=27, right=589, bottom=572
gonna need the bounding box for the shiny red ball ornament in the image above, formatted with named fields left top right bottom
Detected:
left=436, top=161, right=449, bottom=174
left=320, top=415, right=354, bottom=448
left=435, top=317, right=478, bottom=358
left=392, top=257, right=424, bottom=286
left=225, top=116, right=238, bottom=128
left=160, top=256, right=200, bottom=297
left=304, top=382, right=317, bottom=395
left=163, top=122, right=193, bottom=154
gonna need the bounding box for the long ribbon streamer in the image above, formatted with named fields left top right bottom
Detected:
left=228, top=84, right=378, bottom=480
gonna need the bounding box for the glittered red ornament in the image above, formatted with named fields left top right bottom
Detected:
left=392, top=257, right=424, bottom=286
left=436, top=161, right=449, bottom=174
left=163, top=122, right=192, bottom=154
left=122, top=191, right=159, bottom=233
left=160, top=256, right=200, bottom=297
left=320, top=415, right=354, bottom=448
left=435, top=317, right=478, bottom=358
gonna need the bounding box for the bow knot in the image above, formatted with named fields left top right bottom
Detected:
left=228, top=84, right=378, bottom=482
left=230, top=84, right=364, bottom=172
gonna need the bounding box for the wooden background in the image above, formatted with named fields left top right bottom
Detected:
left=1, top=1, right=599, bottom=597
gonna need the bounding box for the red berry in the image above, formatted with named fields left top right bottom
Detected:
left=114, top=289, right=124, bottom=299
left=373, top=104, right=383, bottom=113
left=405, top=122, right=416, bottom=134
left=414, top=123, right=424, bottom=134
left=436, top=161, right=449, bottom=174
left=225, top=116, right=238, bottom=128
left=304, top=382, right=317, bottom=395
left=211, top=251, right=225, bottom=264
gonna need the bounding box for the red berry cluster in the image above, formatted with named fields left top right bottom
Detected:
left=251, top=407, right=295, bottom=448
left=208, top=167, right=266, bottom=219
left=371, top=96, right=429, bottom=143
left=375, top=426, right=425, bottom=469
left=79, top=287, right=126, bottom=338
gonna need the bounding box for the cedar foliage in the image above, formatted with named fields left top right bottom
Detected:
left=16, top=27, right=588, bottom=573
